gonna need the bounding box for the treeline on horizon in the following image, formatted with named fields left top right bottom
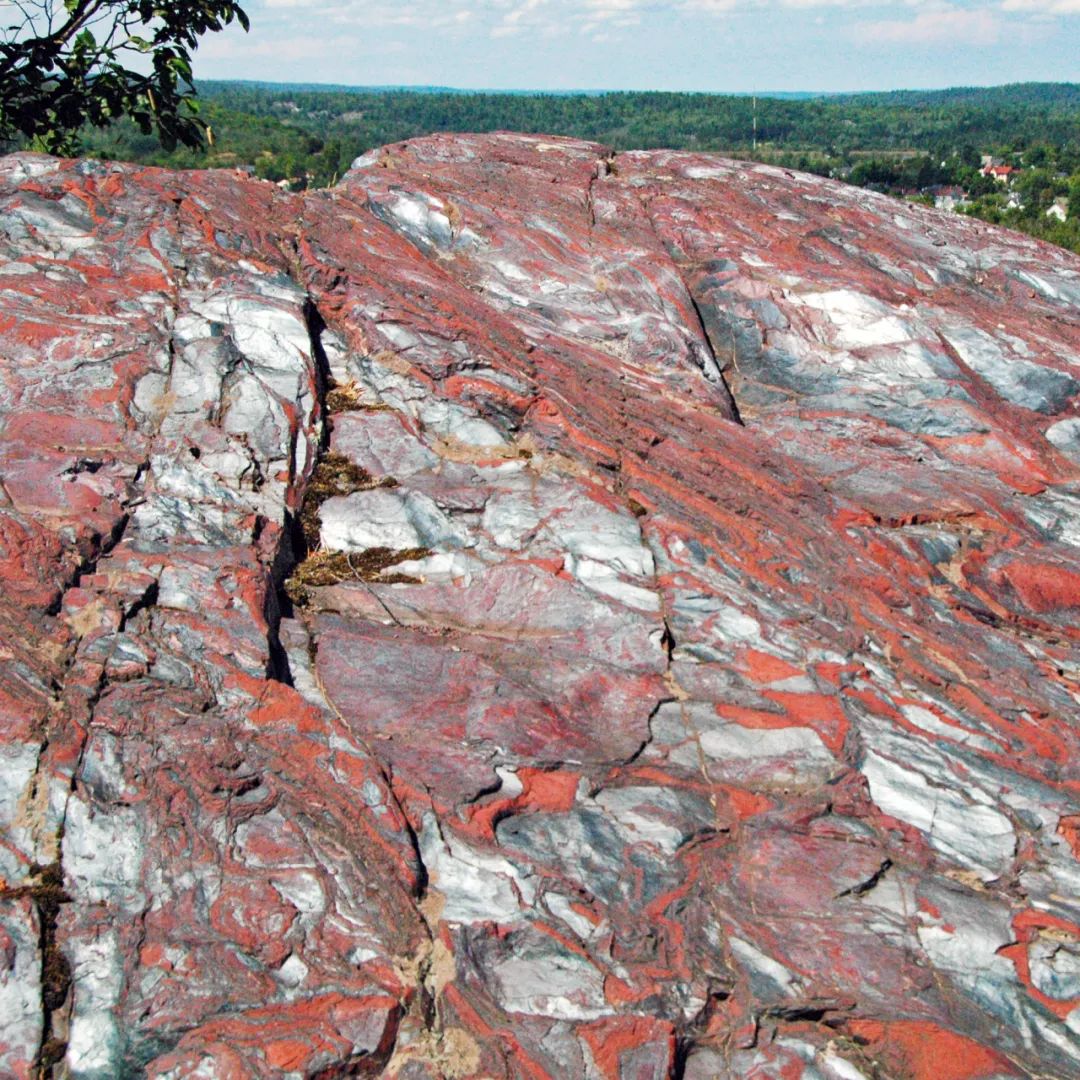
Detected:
left=59, top=80, right=1080, bottom=255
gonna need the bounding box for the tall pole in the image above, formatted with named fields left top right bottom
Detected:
left=753, top=94, right=758, bottom=152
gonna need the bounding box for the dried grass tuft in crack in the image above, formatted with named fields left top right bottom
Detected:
left=325, top=378, right=391, bottom=413
left=298, top=452, right=398, bottom=548
left=285, top=547, right=430, bottom=607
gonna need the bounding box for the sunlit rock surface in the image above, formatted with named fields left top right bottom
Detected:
left=1, top=133, right=1080, bottom=1078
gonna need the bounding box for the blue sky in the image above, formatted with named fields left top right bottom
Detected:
left=195, top=0, right=1080, bottom=92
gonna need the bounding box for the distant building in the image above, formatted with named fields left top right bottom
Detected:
left=1047, top=198, right=1069, bottom=222
left=927, top=185, right=970, bottom=212
left=982, top=164, right=1017, bottom=183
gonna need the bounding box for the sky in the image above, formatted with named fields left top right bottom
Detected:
left=193, top=0, right=1080, bottom=93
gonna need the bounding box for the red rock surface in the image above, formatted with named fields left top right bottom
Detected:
left=1, top=134, right=1080, bottom=1078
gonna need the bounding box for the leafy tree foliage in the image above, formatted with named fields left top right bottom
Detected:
left=0, top=0, right=248, bottom=153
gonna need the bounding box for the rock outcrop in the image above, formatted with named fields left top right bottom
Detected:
left=1, top=133, right=1080, bottom=1078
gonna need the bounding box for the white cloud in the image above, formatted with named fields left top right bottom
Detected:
left=854, top=6, right=1005, bottom=45
left=254, top=0, right=1080, bottom=28
left=259, top=0, right=479, bottom=29
left=1000, top=0, right=1080, bottom=12
left=204, top=0, right=1079, bottom=72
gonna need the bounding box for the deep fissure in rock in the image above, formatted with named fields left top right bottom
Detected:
left=262, top=295, right=335, bottom=685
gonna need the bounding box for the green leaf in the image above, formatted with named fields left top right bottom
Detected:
left=0, top=0, right=249, bottom=154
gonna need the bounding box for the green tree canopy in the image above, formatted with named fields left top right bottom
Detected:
left=0, top=0, right=248, bottom=153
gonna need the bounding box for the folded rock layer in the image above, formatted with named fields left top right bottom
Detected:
left=1, top=133, right=1079, bottom=1078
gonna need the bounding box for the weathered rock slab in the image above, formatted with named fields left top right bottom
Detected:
left=1, top=134, right=1080, bottom=1077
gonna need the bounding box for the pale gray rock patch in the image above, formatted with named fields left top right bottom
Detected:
left=729, top=936, right=802, bottom=999
left=419, top=813, right=535, bottom=925
left=918, top=886, right=1080, bottom=1069
left=1030, top=939, right=1080, bottom=1001
left=319, top=488, right=424, bottom=551
left=590, top=785, right=714, bottom=855
left=65, top=930, right=127, bottom=1080
left=485, top=929, right=610, bottom=1021
left=861, top=750, right=1015, bottom=880
left=0, top=742, right=41, bottom=878
left=63, top=796, right=145, bottom=912
left=0, top=902, right=42, bottom=1075
left=331, top=411, right=439, bottom=478
left=1046, top=418, right=1080, bottom=463
left=940, top=324, right=1078, bottom=414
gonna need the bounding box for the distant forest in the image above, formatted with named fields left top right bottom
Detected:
left=57, top=81, right=1080, bottom=255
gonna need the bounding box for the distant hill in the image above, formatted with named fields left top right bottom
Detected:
left=199, top=81, right=468, bottom=95
left=196, top=80, right=829, bottom=100
left=834, top=83, right=1080, bottom=109
left=82, top=82, right=1080, bottom=172
left=179, top=81, right=1079, bottom=163
left=195, top=80, right=1078, bottom=107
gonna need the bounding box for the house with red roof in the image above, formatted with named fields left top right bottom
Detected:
left=982, top=163, right=1017, bottom=183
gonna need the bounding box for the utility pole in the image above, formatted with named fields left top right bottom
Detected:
left=752, top=94, right=758, bottom=152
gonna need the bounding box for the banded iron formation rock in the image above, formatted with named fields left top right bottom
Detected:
left=1, top=133, right=1080, bottom=1079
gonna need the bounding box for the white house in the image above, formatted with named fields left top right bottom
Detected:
left=1047, top=198, right=1069, bottom=223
